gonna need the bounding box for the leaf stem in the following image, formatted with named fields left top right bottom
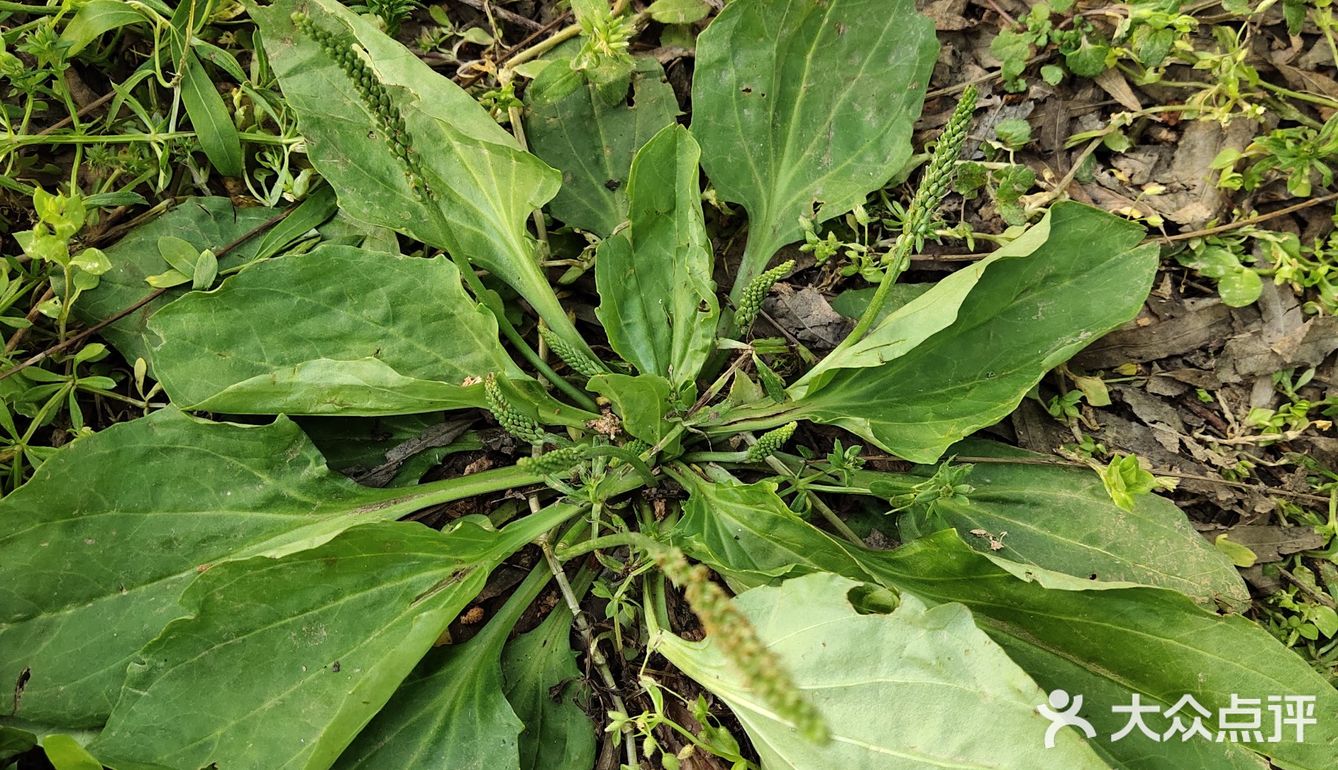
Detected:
left=679, top=450, right=750, bottom=463
left=474, top=518, right=592, bottom=647
left=448, top=251, right=599, bottom=411
left=535, top=505, right=637, bottom=768
left=582, top=444, right=656, bottom=485
left=707, top=224, right=786, bottom=372
left=361, top=462, right=545, bottom=516
left=554, top=530, right=658, bottom=561
left=738, top=438, right=863, bottom=544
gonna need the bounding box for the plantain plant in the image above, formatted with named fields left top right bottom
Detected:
left=2, top=0, right=1336, bottom=768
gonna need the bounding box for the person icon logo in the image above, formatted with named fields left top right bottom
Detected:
left=1037, top=689, right=1097, bottom=748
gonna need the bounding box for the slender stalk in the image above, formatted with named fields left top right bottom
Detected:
left=472, top=519, right=593, bottom=650
left=448, top=251, right=599, bottom=412
left=554, top=530, right=654, bottom=561
left=836, top=231, right=914, bottom=352
left=680, top=450, right=749, bottom=464
left=0, top=2, right=62, bottom=13
left=696, top=403, right=800, bottom=437
left=836, top=86, right=978, bottom=357
left=2, top=131, right=297, bottom=149
left=742, top=441, right=863, bottom=544
left=536, top=515, right=638, bottom=768
left=705, top=225, right=786, bottom=378
left=358, top=462, right=545, bottom=517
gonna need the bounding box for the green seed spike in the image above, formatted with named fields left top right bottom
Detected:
left=483, top=373, right=548, bottom=444
left=899, top=84, right=978, bottom=254
left=840, top=86, right=979, bottom=351
left=745, top=421, right=797, bottom=462
left=291, top=11, right=430, bottom=199
left=540, top=327, right=605, bottom=378
left=734, top=259, right=795, bottom=333
left=656, top=547, right=829, bottom=744
left=518, top=445, right=586, bottom=477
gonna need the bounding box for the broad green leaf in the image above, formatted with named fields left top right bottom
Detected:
left=859, top=450, right=1249, bottom=610
left=501, top=592, right=597, bottom=770
left=71, top=198, right=280, bottom=366
left=587, top=373, right=679, bottom=453
left=791, top=203, right=1159, bottom=463
left=147, top=246, right=519, bottom=415
left=790, top=212, right=1060, bottom=395
left=253, top=0, right=588, bottom=356
left=657, top=572, right=1112, bottom=769
left=595, top=125, right=717, bottom=388
left=180, top=51, right=244, bottom=177
left=89, top=516, right=568, bottom=770
left=875, top=535, right=1331, bottom=770
left=672, top=491, right=1338, bottom=770
left=59, top=0, right=145, bottom=55
left=0, top=409, right=533, bottom=726
left=691, top=0, right=937, bottom=298
left=671, top=478, right=825, bottom=583
left=524, top=57, right=679, bottom=237
left=337, top=527, right=601, bottom=769
left=333, top=543, right=562, bottom=769
left=334, top=630, right=523, bottom=770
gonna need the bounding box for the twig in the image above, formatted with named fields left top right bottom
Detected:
left=536, top=527, right=637, bottom=769
left=456, top=11, right=572, bottom=88
left=982, top=0, right=1018, bottom=26
left=455, top=0, right=544, bottom=31
left=925, top=55, right=1047, bottom=98
left=685, top=349, right=749, bottom=419
left=1279, top=567, right=1338, bottom=609
left=38, top=90, right=115, bottom=135
left=756, top=307, right=817, bottom=364
left=87, top=198, right=179, bottom=246
left=1154, top=193, right=1338, bottom=244
left=1031, top=134, right=1104, bottom=208
left=743, top=434, right=864, bottom=543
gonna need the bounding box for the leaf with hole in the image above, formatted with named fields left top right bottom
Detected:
left=673, top=491, right=1338, bottom=770
left=657, top=571, right=1112, bottom=769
